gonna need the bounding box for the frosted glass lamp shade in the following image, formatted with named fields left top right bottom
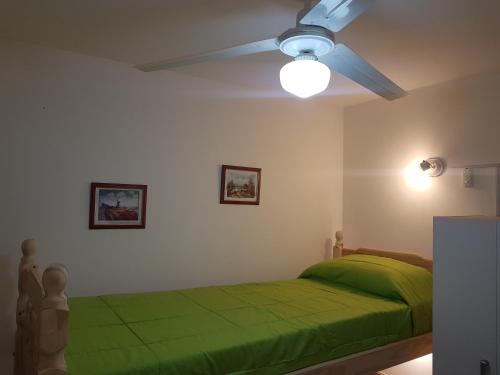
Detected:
left=280, top=59, right=331, bottom=98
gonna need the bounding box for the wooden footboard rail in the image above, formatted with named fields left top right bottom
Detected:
left=14, top=240, right=69, bottom=375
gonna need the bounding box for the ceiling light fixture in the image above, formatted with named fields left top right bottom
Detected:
left=278, top=28, right=335, bottom=99
left=280, top=54, right=331, bottom=98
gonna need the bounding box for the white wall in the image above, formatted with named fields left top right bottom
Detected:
left=343, top=70, right=500, bottom=257
left=0, top=39, right=343, bottom=373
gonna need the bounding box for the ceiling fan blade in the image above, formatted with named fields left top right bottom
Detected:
left=299, top=0, right=375, bottom=32
left=320, top=43, right=407, bottom=100
left=135, top=38, right=279, bottom=72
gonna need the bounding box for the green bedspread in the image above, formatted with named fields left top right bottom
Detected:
left=67, top=255, right=432, bottom=375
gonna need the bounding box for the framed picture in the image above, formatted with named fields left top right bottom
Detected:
left=89, top=183, right=147, bottom=229
left=220, top=165, right=261, bottom=205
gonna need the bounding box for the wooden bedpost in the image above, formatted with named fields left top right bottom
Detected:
left=15, top=239, right=43, bottom=375
left=14, top=241, right=69, bottom=375
left=38, top=264, right=69, bottom=375
left=333, top=231, right=344, bottom=258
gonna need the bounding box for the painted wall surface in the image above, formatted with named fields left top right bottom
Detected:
left=0, top=39, right=343, bottom=373
left=344, top=71, right=500, bottom=257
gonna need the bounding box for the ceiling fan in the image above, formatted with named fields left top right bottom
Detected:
left=135, top=0, right=407, bottom=100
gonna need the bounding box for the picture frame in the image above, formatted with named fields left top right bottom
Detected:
left=89, top=183, right=147, bottom=229
left=220, top=165, right=261, bottom=205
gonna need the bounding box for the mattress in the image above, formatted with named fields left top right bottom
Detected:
left=66, top=277, right=422, bottom=375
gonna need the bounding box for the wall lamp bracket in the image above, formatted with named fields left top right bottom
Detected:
left=420, top=157, right=446, bottom=177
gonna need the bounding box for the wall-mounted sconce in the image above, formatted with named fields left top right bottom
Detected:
left=405, top=157, right=446, bottom=192
left=419, top=158, right=446, bottom=177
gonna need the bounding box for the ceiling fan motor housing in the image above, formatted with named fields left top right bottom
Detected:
left=278, top=26, right=335, bottom=58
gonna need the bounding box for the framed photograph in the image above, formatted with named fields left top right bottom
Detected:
left=220, top=165, right=261, bottom=205
left=89, top=183, right=147, bottom=229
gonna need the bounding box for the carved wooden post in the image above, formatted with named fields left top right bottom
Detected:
left=38, top=265, right=69, bottom=375
left=15, top=239, right=42, bottom=375
left=333, top=230, right=344, bottom=258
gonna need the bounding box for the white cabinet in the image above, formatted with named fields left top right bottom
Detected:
left=434, top=217, right=499, bottom=375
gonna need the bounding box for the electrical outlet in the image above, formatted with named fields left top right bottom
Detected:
left=463, top=168, right=473, bottom=188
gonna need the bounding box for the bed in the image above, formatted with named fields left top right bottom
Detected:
left=14, top=232, right=432, bottom=375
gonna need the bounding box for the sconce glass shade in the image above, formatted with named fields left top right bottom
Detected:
left=405, top=157, right=446, bottom=192
left=280, top=59, right=331, bottom=99
left=405, top=159, right=433, bottom=192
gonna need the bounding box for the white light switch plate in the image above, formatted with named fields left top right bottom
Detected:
left=463, top=168, right=473, bottom=188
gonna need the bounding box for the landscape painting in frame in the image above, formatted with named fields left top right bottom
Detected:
left=220, top=165, right=261, bottom=205
left=89, top=183, right=147, bottom=229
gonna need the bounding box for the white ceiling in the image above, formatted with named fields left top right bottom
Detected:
left=2, top=0, right=500, bottom=106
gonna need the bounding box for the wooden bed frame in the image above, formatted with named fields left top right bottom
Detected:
left=13, top=231, right=432, bottom=375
